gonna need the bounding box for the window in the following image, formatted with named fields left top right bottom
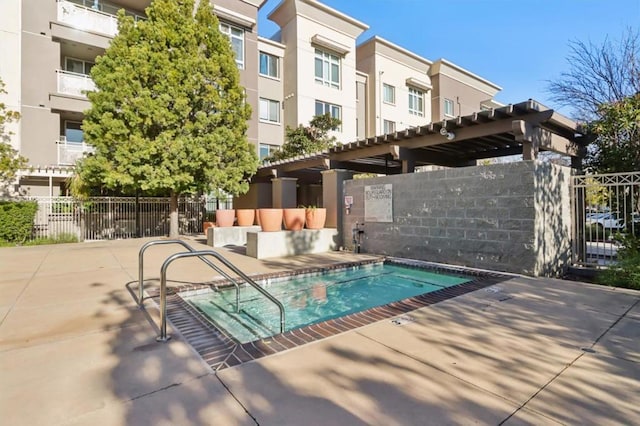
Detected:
left=383, top=120, right=396, bottom=134
left=65, top=57, right=94, bottom=75
left=315, top=100, right=341, bottom=120
left=259, top=143, right=280, bottom=160
left=259, top=98, right=280, bottom=123
left=314, top=49, right=340, bottom=89
left=315, top=100, right=341, bottom=130
left=408, top=87, right=424, bottom=116
left=64, top=121, right=83, bottom=143
left=383, top=83, right=395, bottom=104
left=444, top=98, right=455, bottom=116
left=219, top=22, right=244, bottom=68
left=259, top=52, right=279, bottom=78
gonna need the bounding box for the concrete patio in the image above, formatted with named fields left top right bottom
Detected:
left=1, top=237, right=638, bottom=425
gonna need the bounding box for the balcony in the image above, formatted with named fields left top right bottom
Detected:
left=57, top=138, right=95, bottom=165
left=57, top=0, right=119, bottom=37
left=56, top=69, right=96, bottom=98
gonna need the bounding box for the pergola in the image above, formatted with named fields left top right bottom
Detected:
left=254, top=100, right=588, bottom=184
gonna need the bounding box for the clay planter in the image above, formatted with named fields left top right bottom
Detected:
left=305, top=208, right=326, bottom=229
left=203, top=221, right=215, bottom=235
left=283, top=208, right=306, bottom=231
left=236, top=209, right=255, bottom=227
left=258, top=208, right=283, bottom=232
left=215, top=209, right=235, bottom=227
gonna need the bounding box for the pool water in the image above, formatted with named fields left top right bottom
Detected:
left=182, top=263, right=470, bottom=344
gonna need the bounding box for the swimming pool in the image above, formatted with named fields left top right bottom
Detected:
left=181, top=262, right=471, bottom=344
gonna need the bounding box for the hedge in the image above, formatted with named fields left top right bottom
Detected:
left=0, top=201, right=38, bottom=243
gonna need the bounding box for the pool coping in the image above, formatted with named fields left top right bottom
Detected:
left=151, top=257, right=510, bottom=371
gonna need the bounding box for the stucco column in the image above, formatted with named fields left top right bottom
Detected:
left=271, top=177, right=298, bottom=208
left=233, top=182, right=272, bottom=209
left=322, top=170, right=354, bottom=248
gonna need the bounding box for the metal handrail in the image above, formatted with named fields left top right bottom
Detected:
left=156, top=250, right=286, bottom=342
left=137, top=240, right=240, bottom=312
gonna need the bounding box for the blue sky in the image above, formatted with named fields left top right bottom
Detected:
left=258, top=0, right=640, bottom=116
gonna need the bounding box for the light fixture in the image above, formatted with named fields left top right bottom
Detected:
left=439, top=127, right=448, bottom=136
left=446, top=131, right=456, bottom=141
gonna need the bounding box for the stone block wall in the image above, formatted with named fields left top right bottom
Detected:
left=343, top=161, right=571, bottom=276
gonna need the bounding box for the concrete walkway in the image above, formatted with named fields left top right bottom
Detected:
left=1, top=237, right=638, bottom=425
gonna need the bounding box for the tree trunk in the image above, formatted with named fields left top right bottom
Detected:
left=169, top=191, right=179, bottom=238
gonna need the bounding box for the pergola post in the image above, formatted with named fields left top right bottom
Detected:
left=322, top=169, right=354, bottom=247
left=271, top=177, right=298, bottom=208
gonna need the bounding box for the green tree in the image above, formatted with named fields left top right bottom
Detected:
left=267, top=114, right=341, bottom=162
left=0, top=77, right=27, bottom=196
left=79, top=0, right=257, bottom=237
left=586, top=94, right=640, bottom=173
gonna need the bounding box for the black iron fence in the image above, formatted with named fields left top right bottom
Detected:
left=26, top=195, right=233, bottom=241
left=572, top=172, right=640, bottom=266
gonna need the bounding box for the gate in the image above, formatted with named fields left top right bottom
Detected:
left=572, top=172, right=640, bottom=267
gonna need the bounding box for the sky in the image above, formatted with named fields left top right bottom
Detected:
left=257, top=0, right=640, bottom=117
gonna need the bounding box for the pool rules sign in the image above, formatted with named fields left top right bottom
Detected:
left=364, top=184, right=393, bottom=222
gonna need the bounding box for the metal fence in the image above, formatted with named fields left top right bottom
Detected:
left=572, top=172, right=640, bottom=267
left=26, top=195, right=233, bottom=241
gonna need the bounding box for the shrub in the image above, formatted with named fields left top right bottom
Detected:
left=597, top=235, right=640, bottom=290
left=23, top=233, right=79, bottom=246
left=0, top=201, right=37, bottom=243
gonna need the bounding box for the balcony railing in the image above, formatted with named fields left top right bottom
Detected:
left=57, top=137, right=95, bottom=165
left=56, top=69, right=96, bottom=98
left=57, top=0, right=119, bottom=37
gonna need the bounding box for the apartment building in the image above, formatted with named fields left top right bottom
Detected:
left=0, top=0, right=264, bottom=196
left=429, top=59, right=502, bottom=122
left=0, top=0, right=502, bottom=196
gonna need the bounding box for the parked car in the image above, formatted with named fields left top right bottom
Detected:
left=585, top=212, right=625, bottom=230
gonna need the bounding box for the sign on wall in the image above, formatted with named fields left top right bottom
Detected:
left=364, top=184, right=393, bottom=222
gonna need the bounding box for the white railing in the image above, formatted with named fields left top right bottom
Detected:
left=57, top=0, right=119, bottom=37
left=56, top=69, right=96, bottom=98
left=57, top=137, right=95, bottom=165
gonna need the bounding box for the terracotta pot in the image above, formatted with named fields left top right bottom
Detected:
left=305, top=208, right=326, bottom=229
left=215, top=209, right=235, bottom=227
left=255, top=209, right=261, bottom=226
left=236, top=209, right=255, bottom=227
left=203, top=221, right=215, bottom=235
left=258, top=208, right=283, bottom=232
left=283, top=208, right=305, bottom=231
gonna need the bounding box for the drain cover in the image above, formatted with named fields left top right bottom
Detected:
left=391, top=315, right=416, bottom=326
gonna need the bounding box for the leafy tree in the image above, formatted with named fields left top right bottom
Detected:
left=584, top=177, right=609, bottom=209
left=266, top=114, right=341, bottom=162
left=0, top=78, right=27, bottom=196
left=586, top=94, right=640, bottom=173
left=79, top=0, right=257, bottom=237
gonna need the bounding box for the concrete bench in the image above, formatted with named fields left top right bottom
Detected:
left=206, top=226, right=261, bottom=247
left=246, top=229, right=339, bottom=259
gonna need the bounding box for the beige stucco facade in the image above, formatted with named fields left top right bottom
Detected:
left=257, top=36, right=285, bottom=152
left=429, top=59, right=502, bottom=122
left=0, top=0, right=22, bottom=153
left=356, top=36, right=432, bottom=138
left=268, top=0, right=368, bottom=144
